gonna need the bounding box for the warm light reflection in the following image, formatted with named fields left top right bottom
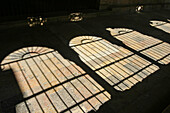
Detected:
left=1, top=46, right=110, bottom=113
left=69, top=13, right=83, bottom=22
left=136, top=5, right=143, bottom=13
left=107, top=28, right=170, bottom=65
left=27, top=17, right=47, bottom=27
left=150, top=20, right=170, bottom=33
left=70, top=36, right=159, bottom=91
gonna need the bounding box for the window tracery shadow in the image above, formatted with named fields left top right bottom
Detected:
left=107, top=28, right=170, bottom=65
left=1, top=46, right=111, bottom=113
left=69, top=36, right=159, bottom=91
left=150, top=20, right=170, bottom=34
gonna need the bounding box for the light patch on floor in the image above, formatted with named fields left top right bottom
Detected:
left=69, top=13, right=83, bottom=22
left=69, top=36, right=159, bottom=91
left=1, top=47, right=111, bottom=113
left=107, top=28, right=170, bottom=65
left=150, top=20, right=170, bottom=33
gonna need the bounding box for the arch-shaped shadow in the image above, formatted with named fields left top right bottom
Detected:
left=69, top=35, right=159, bottom=91
left=107, top=28, right=170, bottom=65
left=1, top=46, right=111, bottom=112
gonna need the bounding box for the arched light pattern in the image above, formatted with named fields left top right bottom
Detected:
left=1, top=46, right=111, bottom=113
left=107, top=28, right=170, bottom=65
left=150, top=20, right=170, bottom=33
left=1, top=47, right=53, bottom=67
left=106, top=28, right=133, bottom=36
left=69, top=36, right=159, bottom=91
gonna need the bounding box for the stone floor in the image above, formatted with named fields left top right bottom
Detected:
left=0, top=10, right=170, bottom=113
left=1, top=47, right=111, bottom=113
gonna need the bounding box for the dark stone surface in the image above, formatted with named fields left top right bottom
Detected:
left=0, top=10, right=169, bottom=113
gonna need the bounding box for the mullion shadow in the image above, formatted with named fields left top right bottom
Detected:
left=69, top=36, right=160, bottom=91
left=1, top=46, right=111, bottom=113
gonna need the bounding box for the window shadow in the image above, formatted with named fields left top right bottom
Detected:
left=107, top=28, right=170, bottom=65
left=1, top=46, right=111, bottom=112
left=69, top=36, right=159, bottom=91
left=150, top=20, right=170, bottom=34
